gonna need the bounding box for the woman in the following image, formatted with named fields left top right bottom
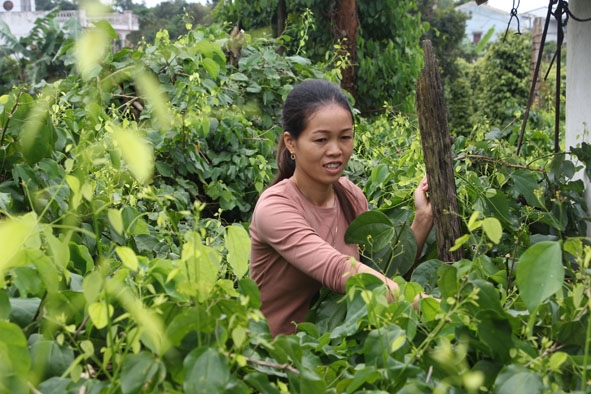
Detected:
left=249, top=79, right=433, bottom=336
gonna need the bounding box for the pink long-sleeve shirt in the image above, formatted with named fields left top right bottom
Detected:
left=249, top=177, right=369, bottom=336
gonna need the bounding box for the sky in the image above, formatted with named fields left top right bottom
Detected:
left=485, top=0, right=550, bottom=13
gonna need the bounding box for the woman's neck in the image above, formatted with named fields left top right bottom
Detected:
left=290, top=176, right=336, bottom=208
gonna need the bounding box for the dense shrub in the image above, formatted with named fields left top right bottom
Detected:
left=1, top=14, right=590, bottom=394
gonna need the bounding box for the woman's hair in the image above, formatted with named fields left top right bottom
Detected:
left=271, top=79, right=356, bottom=224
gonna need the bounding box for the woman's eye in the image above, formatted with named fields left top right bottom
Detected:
left=315, top=138, right=327, bottom=143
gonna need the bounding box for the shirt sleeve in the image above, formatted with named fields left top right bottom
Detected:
left=252, top=193, right=356, bottom=294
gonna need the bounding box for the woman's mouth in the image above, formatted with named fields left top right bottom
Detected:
left=324, top=162, right=341, bottom=171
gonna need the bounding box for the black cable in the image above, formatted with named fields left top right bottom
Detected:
left=503, top=0, right=522, bottom=41
left=517, top=0, right=554, bottom=155
left=566, top=4, right=591, bottom=23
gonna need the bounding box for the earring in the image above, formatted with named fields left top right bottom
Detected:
left=290, top=153, right=295, bottom=160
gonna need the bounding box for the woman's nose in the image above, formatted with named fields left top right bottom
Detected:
left=327, top=141, right=342, bottom=155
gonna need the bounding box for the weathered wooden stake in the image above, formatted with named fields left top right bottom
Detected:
left=416, top=40, right=464, bottom=262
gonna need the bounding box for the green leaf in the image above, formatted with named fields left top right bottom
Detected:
left=69, top=243, right=95, bottom=275
left=482, top=217, right=502, bottom=244
left=9, top=297, right=41, bottom=328
left=468, top=279, right=504, bottom=315
left=230, top=72, right=249, bottom=81
left=0, top=192, right=12, bottom=212
left=0, top=213, right=38, bottom=276
left=12, top=266, right=45, bottom=298
left=238, top=278, right=261, bottom=309
left=437, top=264, right=458, bottom=308
left=0, top=291, right=10, bottom=320
left=243, top=373, right=281, bottom=394
left=344, top=365, right=380, bottom=394
left=345, top=210, right=395, bottom=250
left=449, top=234, right=470, bottom=252
left=165, top=306, right=215, bottom=346
left=285, top=55, right=311, bottom=65
left=420, top=296, right=441, bottom=323
left=36, top=377, right=72, bottom=394
left=363, top=325, right=406, bottom=366
left=476, top=309, right=513, bottom=362
left=201, top=58, right=220, bottom=79
left=116, top=246, right=139, bottom=272
left=44, top=228, right=70, bottom=271
left=411, top=259, right=443, bottom=296
left=494, top=365, right=542, bottom=394
left=29, top=337, right=75, bottom=381
left=511, top=170, right=543, bottom=209
left=467, top=211, right=482, bottom=232
left=121, top=352, right=165, bottom=394
left=134, top=69, right=172, bottom=130
left=0, top=321, right=30, bottom=393
left=20, top=97, right=55, bottom=165
left=225, top=225, right=250, bottom=279
left=183, top=348, right=231, bottom=394
left=108, top=209, right=124, bottom=236
left=515, top=241, right=563, bottom=312
left=75, top=27, right=109, bottom=80
left=112, top=127, right=154, bottom=185
left=88, top=301, right=113, bottom=329
left=180, top=232, right=221, bottom=301
left=82, top=270, right=104, bottom=304
left=386, top=225, right=418, bottom=277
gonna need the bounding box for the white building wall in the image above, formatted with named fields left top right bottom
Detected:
left=1, top=0, right=35, bottom=13
left=0, top=9, right=139, bottom=45
left=456, top=1, right=521, bottom=43
left=566, top=0, right=591, bottom=235
left=0, top=10, right=42, bottom=37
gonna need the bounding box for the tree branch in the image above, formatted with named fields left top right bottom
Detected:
left=455, top=154, right=546, bottom=173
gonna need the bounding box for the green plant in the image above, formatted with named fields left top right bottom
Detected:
left=1, top=11, right=590, bottom=394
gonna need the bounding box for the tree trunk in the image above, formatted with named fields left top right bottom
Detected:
left=276, top=0, right=286, bottom=37
left=334, top=0, right=358, bottom=98
left=275, top=0, right=287, bottom=55
left=415, top=40, right=464, bottom=262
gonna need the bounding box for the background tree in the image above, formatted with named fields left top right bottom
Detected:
left=418, top=0, right=468, bottom=82
left=127, top=0, right=211, bottom=44
left=113, top=0, right=134, bottom=11
left=0, top=10, right=79, bottom=90
left=212, top=0, right=423, bottom=115
left=35, top=0, right=77, bottom=10
left=473, top=33, right=531, bottom=129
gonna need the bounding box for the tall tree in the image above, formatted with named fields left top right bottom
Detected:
left=212, top=0, right=423, bottom=115
left=334, top=0, right=358, bottom=97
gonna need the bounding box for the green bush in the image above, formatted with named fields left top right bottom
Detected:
left=1, top=13, right=590, bottom=394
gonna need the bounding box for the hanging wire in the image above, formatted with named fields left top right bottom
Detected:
left=566, top=2, right=591, bottom=22
left=516, top=0, right=554, bottom=155
left=516, top=0, right=591, bottom=154
left=503, top=0, right=522, bottom=41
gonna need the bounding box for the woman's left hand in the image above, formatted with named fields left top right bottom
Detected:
left=414, top=175, right=433, bottom=224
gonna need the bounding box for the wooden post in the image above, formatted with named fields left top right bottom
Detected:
left=415, top=40, right=463, bottom=262
left=531, top=17, right=544, bottom=108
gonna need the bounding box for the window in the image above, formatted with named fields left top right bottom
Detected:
left=473, top=31, right=482, bottom=43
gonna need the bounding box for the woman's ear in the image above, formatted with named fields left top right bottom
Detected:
left=283, top=131, right=295, bottom=154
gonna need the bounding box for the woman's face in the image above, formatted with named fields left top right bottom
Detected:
left=285, top=103, right=354, bottom=189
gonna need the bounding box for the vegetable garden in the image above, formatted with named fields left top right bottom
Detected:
left=1, top=8, right=591, bottom=394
